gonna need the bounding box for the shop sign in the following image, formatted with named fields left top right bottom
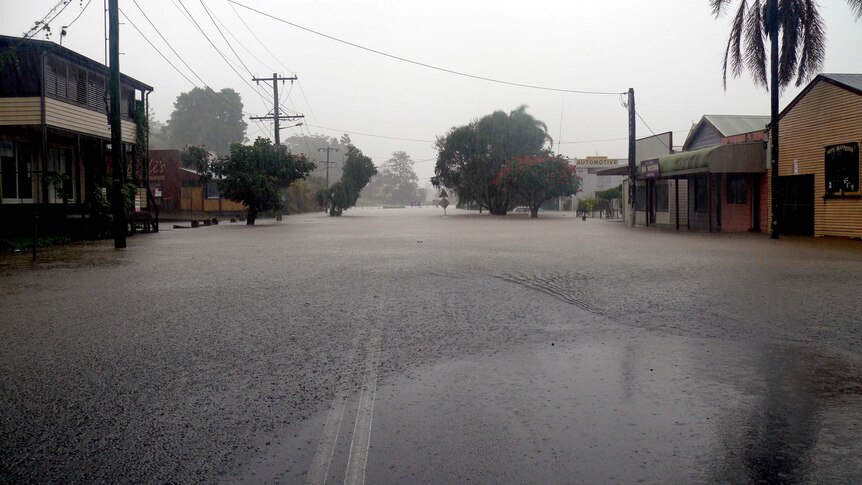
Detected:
left=639, top=158, right=660, bottom=179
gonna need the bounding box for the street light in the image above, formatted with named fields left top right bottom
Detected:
left=279, top=122, right=303, bottom=131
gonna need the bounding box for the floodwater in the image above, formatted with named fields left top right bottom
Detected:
left=2, top=208, right=862, bottom=483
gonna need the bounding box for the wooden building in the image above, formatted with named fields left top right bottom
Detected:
left=0, top=35, right=154, bottom=237
left=148, top=149, right=245, bottom=217
left=775, top=73, right=862, bottom=238
left=622, top=116, right=769, bottom=233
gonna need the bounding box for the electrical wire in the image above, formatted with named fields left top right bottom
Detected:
left=128, top=0, right=249, bottom=115
left=29, top=0, right=73, bottom=39
left=635, top=111, right=671, bottom=151
left=199, top=0, right=254, bottom=77
left=64, top=0, right=93, bottom=29
left=120, top=6, right=257, bottom=120
left=228, top=0, right=625, bottom=95
left=174, top=0, right=276, bottom=110
left=227, top=0, right=295, bottom=75
left=195, top=0, right=280, bottom=113
left=305, top=124, right=434, bottom=143
left=0, top=0, right=73, bottom=60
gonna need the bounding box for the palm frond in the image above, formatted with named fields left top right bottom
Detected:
left=778, top=0, right=802, bottom=87
left=744, top=0, right=768, bottom=88
left=721, top=0, right=749, bottom=88
left=711, top=0, right=735, bottom=16
left=796, top=0, right=826, bottom=86
left=848, top=0, right=862, bottom=19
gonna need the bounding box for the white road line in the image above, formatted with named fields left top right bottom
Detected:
left=343, top=324, right=382, bottom=485
left=306, top=329, right=365, bottom=485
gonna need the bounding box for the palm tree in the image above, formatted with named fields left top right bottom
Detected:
left=711, top=0, right=862, bottom=238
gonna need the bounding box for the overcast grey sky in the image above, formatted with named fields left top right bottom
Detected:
left=2, top=0, right=861, bottom=180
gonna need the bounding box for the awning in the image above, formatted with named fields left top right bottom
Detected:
left=595, top=165, right=630, bottom=176
left=655, top=142, right=766, bottom=178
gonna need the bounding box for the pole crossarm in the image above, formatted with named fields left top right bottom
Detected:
left=251, top=73, right=302, bottom=144
left=249, top=115, right=305, bottom=121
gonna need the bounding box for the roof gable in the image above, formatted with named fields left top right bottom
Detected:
left=682, top=115, right=769, bottom=151
left=779, top=73, right=862, bottom=120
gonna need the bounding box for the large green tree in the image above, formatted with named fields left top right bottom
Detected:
left=166, top=87, right=247, bottom=156
left=322, top=145, right=377, bottom=216
left=362, top=151, right=420, bottom=205
left=202, top=138, right=315, bottom=225
left=710, top=0, right=862, bottom=238
left=434, top=106, right=551, bottom=215
left=497, top=155, right=580, bottom=218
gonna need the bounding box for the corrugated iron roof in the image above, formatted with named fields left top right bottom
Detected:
left=703, top=115, right=771, bottom=137
left=821, top=73, right=862, bottom=93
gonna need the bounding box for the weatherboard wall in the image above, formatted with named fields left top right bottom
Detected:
left=778, top=79, right=862, bottom=238
left=0, top=96, right=137, bottom=143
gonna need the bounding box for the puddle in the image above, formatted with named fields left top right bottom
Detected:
left=234, top=333, right=862, bottom=483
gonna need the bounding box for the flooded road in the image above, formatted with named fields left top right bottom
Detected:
left=3, top=208, right=862, bottom=483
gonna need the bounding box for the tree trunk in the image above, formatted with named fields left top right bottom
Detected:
left=530, top=206, right=538, bottom=218
left=769, top=0, right=780, bottom=239
left=246, top=206, right=257, bottom=225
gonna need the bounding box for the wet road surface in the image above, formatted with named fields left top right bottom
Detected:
left=2, top=208, right=862, bottom=483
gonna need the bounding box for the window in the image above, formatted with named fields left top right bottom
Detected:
left=48, top=147, right=74, bottom=203
left=693, top=174, right=708, bottom=212
left=206, top=180, right=221, bottom=199
left=72, top=66, right=88, bottom=105
left=727, top=174, right=748, bottom=204
left=655, top=182, right=669, bottom=212
left=46, top=57, right=68, bottom=100
left=825, top=143, right=859, bottom=194
left=87, top=73, right=106, bottom=113
left=1, top=141, right=34, bottom=201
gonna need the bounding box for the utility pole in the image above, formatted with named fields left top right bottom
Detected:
left=317, top=147, right=339, bottom=190
left=627, top=88, right=636, bottom=227
left=108, top=0, right=125, bottom=249
left=250, top=73, right=303, bottom=145
left=768, top=0, right=780, bottom=239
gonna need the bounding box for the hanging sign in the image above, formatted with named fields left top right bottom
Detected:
left=638, top=158, right=660, bottom=179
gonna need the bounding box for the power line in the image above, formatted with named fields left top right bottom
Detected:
left=195, top=0, right=281, bottom=112
left=173, top=0, right=276, bottom=110
left=205, top=2, right=279, bottom=76
left=119, top=6, right=255, bottom=118
left=306, top=124, right=434, bottom=143
left=128, top=0, right=249, bottom=115
left=0, top=0, right=73, bottom=61
left=28, top=0, right=73, bottom=40
left=64, top=0, right=93, bottom=30
left=227, top=0, right=295, bottom=74
left=228, top=0, right=625, bottom=95
left=199, top=0, right=254, bottom=77
left=635, top=111, right=671, bottom=151
left=558, top=130, right=689, bottom=145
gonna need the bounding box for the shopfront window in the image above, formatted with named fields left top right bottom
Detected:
left=825, top=143, right=859, bottom=195
left=635, top=183, right=646, bottom=210
left=655, top=182, right=669, bottom=212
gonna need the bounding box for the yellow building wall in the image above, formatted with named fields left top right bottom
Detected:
left=776, top=80, right=862, bottom=237
left=45, top=98, right=137, bottom=143
left=0, top=97, right=41, bottom=125
left=0, top=97, right=138, bottom=143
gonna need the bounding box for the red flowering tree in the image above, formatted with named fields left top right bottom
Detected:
left=496, top=155, right=580, bottom=218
